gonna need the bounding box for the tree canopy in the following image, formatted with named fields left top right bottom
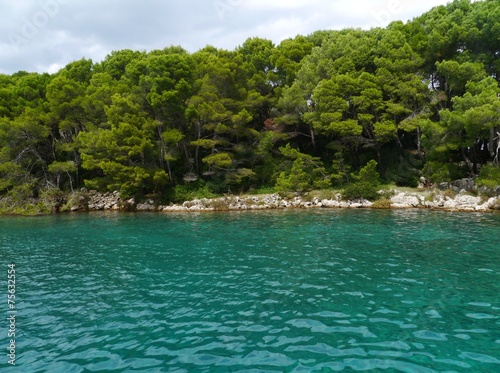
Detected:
left=1, top=0, right=499, bottom=203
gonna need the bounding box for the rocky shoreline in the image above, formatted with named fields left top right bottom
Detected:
left=66, top=188, right=500, bottom=213
left=161, top=191, right=500, bottom=213
left=1, top=178, right=499, bottom=215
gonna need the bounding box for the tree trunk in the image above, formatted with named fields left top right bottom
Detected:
left=417, top=126, right=424, bottom=160
left=460, top=147, right=473, bottom=175
left=66, top=171, right=74, bottom=193
left=166, top=159, right=173, bottom=185
left=376, top=147, right=385, bottom=175
left=490, top=127, right=496, bottom=158
left=157, top=124, right=165, bottom=170
left=494, top=131, right=500, bottom=164
left=195, top=119, right=202, bottom=172
left=309, top=125, right=316, bottom=149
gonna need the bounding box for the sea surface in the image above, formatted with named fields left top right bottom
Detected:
left=0, top=209, right=499, bottom=372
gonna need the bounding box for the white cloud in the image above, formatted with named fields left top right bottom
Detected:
left=0, top=0, right=452, bottom=74
left=44, top=63, right=65, bottom=74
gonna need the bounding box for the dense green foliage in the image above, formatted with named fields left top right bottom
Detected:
left=343, top=160, right=382, bottom=200
left=1, top=0, right=499, bottom=204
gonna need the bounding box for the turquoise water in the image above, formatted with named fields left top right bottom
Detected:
left=1, top=209, right=499, bottom=372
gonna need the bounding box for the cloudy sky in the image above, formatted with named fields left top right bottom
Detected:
left=0, top=0, right=451, bottom=74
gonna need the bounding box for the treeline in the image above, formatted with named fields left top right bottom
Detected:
left=1, top=0, right=499, bottom=204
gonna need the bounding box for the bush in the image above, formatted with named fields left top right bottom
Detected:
left=0, top=199, right=51, bottom=215
left=443, top=188, right=457, bottom=199
left=477, top=164, right=500, bottom=189
left=372, top=198, right=392, bottom=209
left=354, top=160, right=380, bottom=184
left=250, top=186, right=276, bottom=195
left=342, top=160, right=381, bottom=200
left=61, top=192, right=89, bottom=212
left=423, top=161, right=466, bottom=183
left=275, top=158, right=310, bottom=193
left=311, top=189, right=339, bottom=201
left=343, top=181, right=380, bottom=200
left=274, top=144, right=331, bottom=193
left=171, top=182, right=218, bottom=203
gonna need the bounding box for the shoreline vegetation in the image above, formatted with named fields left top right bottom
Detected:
left=1, top=179, right=499, bottom=215
left=1, top=0, right=500, bottom=213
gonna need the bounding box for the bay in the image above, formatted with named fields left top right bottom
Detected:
left=1, top=209, right=499, bottom=372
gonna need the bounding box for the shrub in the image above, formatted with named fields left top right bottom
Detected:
left=423, top=161, right=466, bottom=183
left=274, top=144, right=331, bottom=193
left=250, top=186, right=276, bottom=195
left=343, top=181, right=380, bottom=200
left=477, top=164, right=500, bottom=189
left=342, top=160, right=381, bottom=200
left=354, top=160, right=380, bottom=184
left=61, top=192, right=88, bottom=212
left=171, top=182, right=218, bottom=203
left=425, top=193, right=435, bottom=202
left=443, top=188, right=457, bottom=199
left=312, top=189, right=339, bottom=201
left=372, top=198, right=392, bottom=209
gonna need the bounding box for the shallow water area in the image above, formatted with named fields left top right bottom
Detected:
left=1, top=209, right=499, bottom=372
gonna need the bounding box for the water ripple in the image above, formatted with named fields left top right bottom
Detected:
left=1, top=210, right=499, bottom=372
